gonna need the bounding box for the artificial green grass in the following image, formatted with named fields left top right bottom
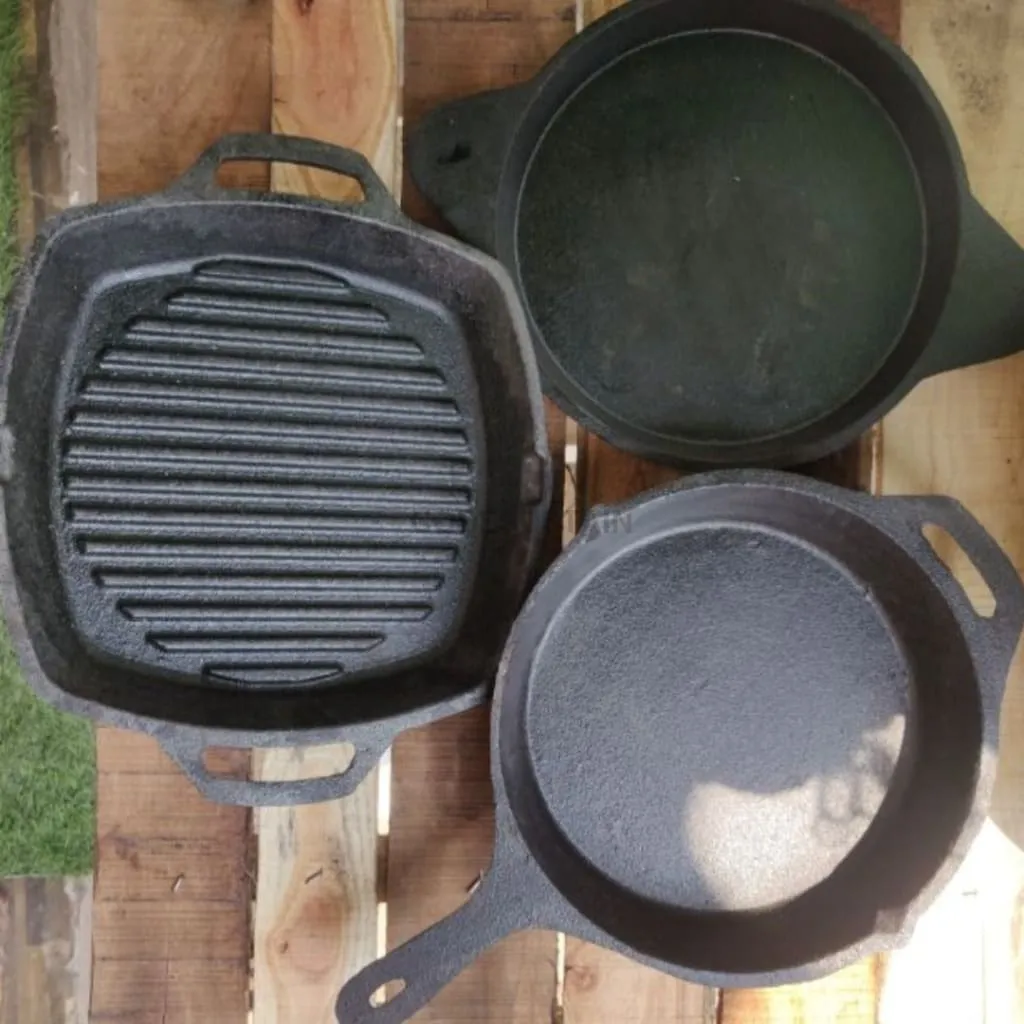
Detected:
left=0, top=632, right=95, bottom=875
left=0, top=0, right=23, bottom=292
left=0, top=0, right=95, bottom=877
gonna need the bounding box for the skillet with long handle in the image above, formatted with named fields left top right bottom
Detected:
left=338, top=471, right=1024, bottom=1020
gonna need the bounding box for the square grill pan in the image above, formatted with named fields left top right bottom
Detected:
left=0, top=135, right=550, bottom=805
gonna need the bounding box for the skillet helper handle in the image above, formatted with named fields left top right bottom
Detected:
left=408, top=85, right=530, bottom=252
left=914, top=195, right=1024, bottom=381
left=158, top=730, right=386, bottom=807
left=336, top=870, right=526, bottom=1024
left=886, top=495, right=1024, bottom=682
left=169, top=132, right=402, bottom=220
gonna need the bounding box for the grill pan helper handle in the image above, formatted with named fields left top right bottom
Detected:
left=158, top=729, right=391, bottom=807
left=880, top=494, right=1024, bottom=695
left=169, top=132, right=404, bottom=221
left=336, top=856, right=543, bottom=1024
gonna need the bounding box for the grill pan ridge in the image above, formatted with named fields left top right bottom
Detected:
left=57, top=256, right=484, bottom=690
left=1, top=134, right=549, bottom=805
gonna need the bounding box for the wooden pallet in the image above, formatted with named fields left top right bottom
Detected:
left=22, top=0, right=1024, bottom=1022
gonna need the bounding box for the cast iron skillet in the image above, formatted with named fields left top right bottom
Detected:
left=338, top=471, right=1024, bottom=1018
left=410, top=0, right=1024, bottom=468
left=0, top=134, right=550, bottom=805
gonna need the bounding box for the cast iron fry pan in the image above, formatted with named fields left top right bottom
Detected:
left=338, top=471, right=1024, bottom=1019
left=0, top=134, right=550, bottom=806
left=410, top=0, right=1024, bottom=468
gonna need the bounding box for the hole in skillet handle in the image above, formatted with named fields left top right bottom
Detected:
left=922, top=523, right=997, bottom=618
left=369, top=979, right=407, bottom=1008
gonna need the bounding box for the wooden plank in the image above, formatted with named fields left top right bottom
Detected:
left=96, top=772, right=249, bottom=842
left=93, top=2, right=272, bottom=1021
left=251, top=4, right=401, bottom=1023
left=94, top=837, right=249, bottom=904
left=0, top=878, right=92, bottom=1024
left=269, top=0, right=400, bottom=200
left=873, top=1, right=1024, bottom=1021
left=721, top=963, right=884, bottom=1024
left=97, top=0, right=271, bottom=198
left=18, top=0, right=97, bottom=242
left=384, top=3, right=572, bottom=1022
left=91, top=960, right=249, bottom=1024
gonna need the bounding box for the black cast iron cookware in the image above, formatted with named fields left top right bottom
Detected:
left=338, top=471, right=1024, bottom=1019
left=410, top=0, right=1024, bottom=468
left=0, top=133, right=550, bottom=805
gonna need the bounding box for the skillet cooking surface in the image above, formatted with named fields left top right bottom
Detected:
left=526, top=525, right=909, bottom=912
left=517, top=31, right=925, bottom=443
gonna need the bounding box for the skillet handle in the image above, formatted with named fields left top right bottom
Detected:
left=913, top=195, right=1024, bottom=381
left=336, top=867, right=532, bottom=1024
left=408, top=85, right=531, bottom=252
left=884, top=496, right=1024, bottom=689
left=169, top=133, right=402, bottom=220
left=158, top=730, right=386, bottom=807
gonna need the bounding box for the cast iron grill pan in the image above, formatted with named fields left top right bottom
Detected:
left=338, top=472, right=1024, bottom=1019
left=1, top=135, right=550, bottom=805
left=59, top=255, right=482, bottom=689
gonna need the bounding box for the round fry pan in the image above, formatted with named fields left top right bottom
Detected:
left=410, top=0, right=1024, bottom=467
left=337, top=472, right=1024, bottom=1019
left=1, top=134, right=550, bottom=805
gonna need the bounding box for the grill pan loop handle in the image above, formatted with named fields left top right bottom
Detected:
left=158, top=730, right=386, bottom=807
left=913, top=195, right=1024, bottom=381
left=884, top=495, right=1024, bottom=697
left=336, top=865, right=530, bottom=1024
left=170, top=133, right=402, bottom=220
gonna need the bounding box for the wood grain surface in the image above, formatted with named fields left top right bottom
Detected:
left=0, top=878, right=91, bottom=1024
left=252, top=3, right=402, bottom=1022
left=270, top=0, right=401, bottom=200
left=92, top=2, right=271, bottom=1020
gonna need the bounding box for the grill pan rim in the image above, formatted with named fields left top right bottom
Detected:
left=0, top=138, right=551, bottom=803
